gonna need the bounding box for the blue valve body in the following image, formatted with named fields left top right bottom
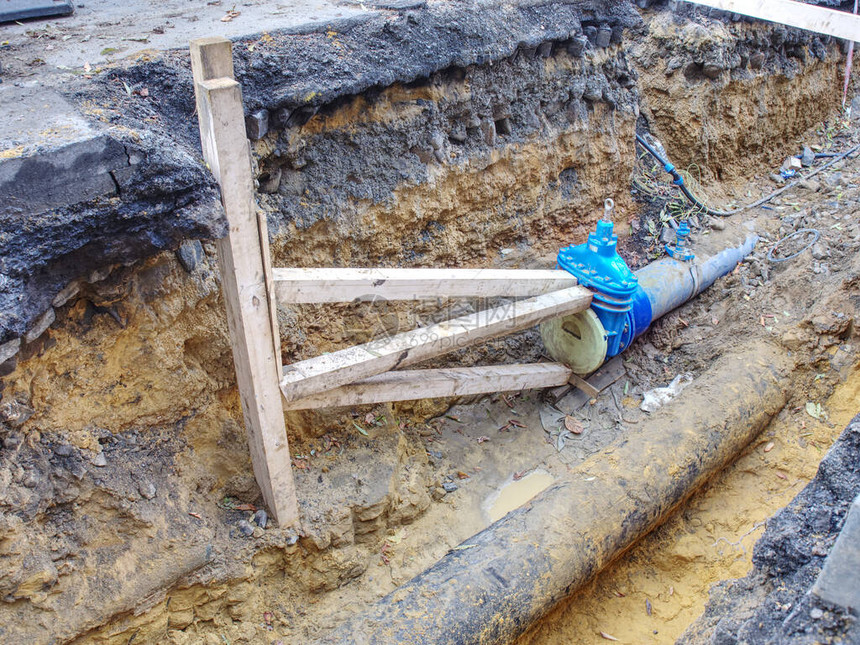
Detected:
left=556, top=221, right=652, bottom=358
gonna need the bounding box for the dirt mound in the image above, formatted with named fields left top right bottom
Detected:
left=681, top=414, right=860, bottom=645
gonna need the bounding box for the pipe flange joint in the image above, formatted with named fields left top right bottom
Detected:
left=666, top=244, right=695, bottom=261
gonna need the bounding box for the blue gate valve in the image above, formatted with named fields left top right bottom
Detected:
left=544, top=200, right=652, bottom=373
left=543, top=199, right=754, bottom=375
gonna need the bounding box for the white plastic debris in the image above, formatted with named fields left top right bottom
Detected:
left=640, top=373, right=694, bottom=413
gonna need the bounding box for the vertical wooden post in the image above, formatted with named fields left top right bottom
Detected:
left=190, top=37, right=299, bottom=526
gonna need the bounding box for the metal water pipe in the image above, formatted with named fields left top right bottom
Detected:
left=541, top=202, right=757, bottom=374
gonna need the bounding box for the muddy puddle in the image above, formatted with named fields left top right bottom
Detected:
left=517, top=362, right=860, bottom=645
left=485, top=469, right=555, bottom=523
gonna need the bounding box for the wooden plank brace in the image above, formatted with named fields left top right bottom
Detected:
left=681, top=0, right=860, bottom=41
left=283, top=363, right=575, bottom=410
left=273, top=267, right=579, bottom=303
left=280, top=286, right=593, bottom=404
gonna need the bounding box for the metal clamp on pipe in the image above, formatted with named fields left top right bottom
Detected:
left=542, top=208, right=757, bottom=374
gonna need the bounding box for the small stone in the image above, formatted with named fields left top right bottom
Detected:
left=823, top=172, right=843, bottom=187
left=749, top=51, right=766, bottom=69
left=519, top=44, right=537, bottom=59
left=237, top=519, right=255, bottom=537
left=3, top=432, right=23, bottom=450
left=442, top=482, right=458, bottom=493
left=176, top=239, right=205, bottom=274
left=798, top=179, right=819, bottom=192
left=286, top=106, right=317, bottom=128
left=567, top=35, right=589, bottom=57
left=811, top=507, right=831, bottom=533
left=801, top=146, right=815, bottom=167
left=0, top=338, right=20, bottom=364
left=781, top=157, right=802, bottom=172
left=810, top=242, right=829, bottom=260
left=769, top=173, right=785, bottom=185
left=660, top=226, right=676, bottom=245
left=480, top=119, right=496, bottom=146
left=253, top=509, right=268, bottom=529
left=0, top=356, right=16, bottom=378
left=23, top=472, right=39, bottom=488
left=708, top=217, right=726, bottom=231
left=702, top=63, right=723, bottom=79
left=0, top=400, right=34, bottom=428
left=245, top=109, right=269, bottom=140
left=54, top=444, right=74, bottom=457
left=138, top=480, right=157, bottom=500
left=69, top=462, right=86, bottom=480
left=810, top=608, right=824, bottom=620
left=257, top=168, right=282, bottom=194
left=88, top=266, right=113, bottom=283
left=595, top=25, right=612, bottom=48
left=273, top=107, right=292, bottom=128
left=52, top=281, right=80, bottom=308
left=252, top=526, right=264, bottom=539
left=429, top=132, right=445, bottom=151
left=24, top=308, right=55, bottom=344
left=583, top=25, right=597, bottom=44
left=91, top=452, right=107, bottom=467
left=583, top=80, right=603, bottom=102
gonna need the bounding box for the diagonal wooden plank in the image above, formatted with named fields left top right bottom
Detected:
left=283, top=363, right=573, bottom=410
left=681, top=0, right=860, bottom=41
left=273, top=267, right=578, bottom=303
left=280, top=286, right=592, bottom=403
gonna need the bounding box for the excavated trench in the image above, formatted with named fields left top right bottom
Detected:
left=0, top=0, right=858, bottom=643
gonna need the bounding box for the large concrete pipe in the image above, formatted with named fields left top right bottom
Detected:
left=315, top=344, right=791, bottom=645
left=542, top=214, right=757, bottom=374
